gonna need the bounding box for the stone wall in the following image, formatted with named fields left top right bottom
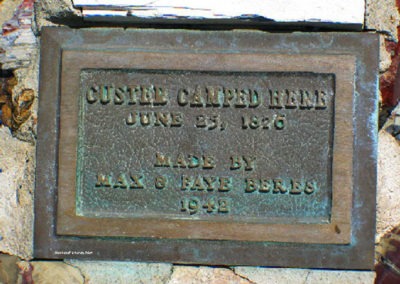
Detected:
left=0, top=0, right=399, bottom=283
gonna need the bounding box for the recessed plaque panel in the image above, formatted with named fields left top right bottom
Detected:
left=35, top=28, right=378, bottom=269
left=78, top=70, right=334, bottom=221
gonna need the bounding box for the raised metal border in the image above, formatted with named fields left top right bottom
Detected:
left=35, top=27, right=378, bottom=269
left=57, top=51, right=354, bottom=244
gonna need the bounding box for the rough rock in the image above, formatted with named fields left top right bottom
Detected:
left=305, top=270, right=375, bottom=283
left=10, top=60, right=39, bottom=144
left=0, top=127, right=34, bottom=259
left=365, top=0, right=400, bottom=73
left=377, top=130, right=400, bottom=240
left=0, top=0, right=21, bottom=28
left=234, top=267, right=375, bottom=284
left=0, top=254, right=19, bottom=284
left=1, top=0, right=37, bottom=70
left=18, top=261, right=84, bottom=284
left=365, top=0, right=400, bottom=41
left=0, top=0, right=39, bottom=141
left=234, top=267, right=309, bottom=283
left=379, top=34, right=394, bottom=73
left=168, top=266, right=251, bottom=284
left=33, top=0, right=81, bottom=33
left=66, top=260, right=172, bottom=284
left=375, top=225, right=400, bottom=283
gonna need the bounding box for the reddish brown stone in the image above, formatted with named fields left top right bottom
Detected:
left=375, top=226, right=400, bottom=284
left=17, top=262, right=33, bottom=284
left=380, top=1, right=400, bottom=108
left=380, top=33, right=400, bottom=107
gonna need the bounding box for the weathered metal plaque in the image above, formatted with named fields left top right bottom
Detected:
left=35, top=28, right=378, bottom=269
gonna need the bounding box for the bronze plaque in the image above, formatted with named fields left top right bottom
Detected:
left=35, top=28, right=378, bottom=269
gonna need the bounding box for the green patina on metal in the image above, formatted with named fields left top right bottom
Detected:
left=75, top=70, right=335, bottom=222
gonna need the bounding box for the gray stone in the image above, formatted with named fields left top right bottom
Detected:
left=377, top=130, right=400, bottom=240
left=234, top=267, right=309, bottom=283
left=0, top=0, right=21, bottom=28
left=0, top=127, right=34, bottom=259
left=169, top=266, right=251, bottom=284
left=234, top=267, right=375, bottom=284
left=0, top=0, right=39, bottom=138
left=306, top=271, right=375, bottom=284
left=379, top=34, right=393, bottom=73
left=33, top=0, right=81, bottom=32
left=365, top=0, right=400, bottom=72
left=0, top=0, right=37, bottom=262
left=66, top=261, right=172, bottom=284
left=11, top=59, right=39, bottom=144
left=365, top=0, right=400, bottom=41
left=0, top=0, right=37, bottom=70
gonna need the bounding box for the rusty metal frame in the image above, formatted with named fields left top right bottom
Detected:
left=35, top=28, right=378, bottom=269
